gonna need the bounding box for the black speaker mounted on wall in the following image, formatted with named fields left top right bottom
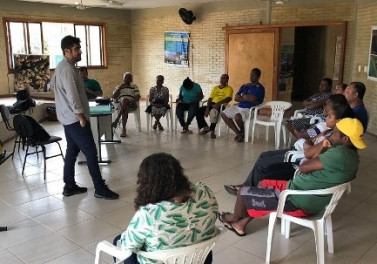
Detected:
left=179, top=8, right=196, bottom=25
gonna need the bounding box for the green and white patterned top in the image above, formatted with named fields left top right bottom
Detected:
left=120, top=182, right=218, bottom=264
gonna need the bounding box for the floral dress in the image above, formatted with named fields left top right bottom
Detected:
left=120, top=182, right=218, bottom=264
left=148, top=85, right=169, bottom=117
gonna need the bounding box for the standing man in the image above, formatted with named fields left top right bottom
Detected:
left=51, top=35, right=119, bottom=200
left=221, top=68, right=265, bottom=142
left=344, top=81, right=369, bottom=132
left=196, top=74, right=233, bottom=138
left=79, top=67, right=103, bottom=100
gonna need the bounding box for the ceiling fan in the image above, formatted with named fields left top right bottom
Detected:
left=61, top=0, right=93, bottom=10
left=261, top=0, right=289, bottom=5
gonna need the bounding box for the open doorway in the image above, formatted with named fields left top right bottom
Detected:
left=278, top=23, right=346, bottom=103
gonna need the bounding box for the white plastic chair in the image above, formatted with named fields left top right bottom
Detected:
left=265, top=182, right=350, bottom=264
left=251, top=101, right=292, bottom=149
left=146, top=94, right=173, bottom=131
left=95, top=227, right=223, bottom=264
left=113, top=99, right=141, bottom=132
left=225, top=104, right=257, bottom=142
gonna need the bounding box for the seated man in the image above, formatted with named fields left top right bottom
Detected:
left=79, top=67, right=103, bottom=100
left=112, top=72, right=141, bottom=137
left=221, top=68, right=265, bottom=142
left=219, top=118, right=366, bottom=236
left=196, top=74, right=233, bottom=138
left=344, top=81, right=369, bottom=132
left=286, top=77, right=332, bottom=139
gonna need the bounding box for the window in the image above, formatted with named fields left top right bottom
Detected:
left=4, top=19, right=106, bottom=71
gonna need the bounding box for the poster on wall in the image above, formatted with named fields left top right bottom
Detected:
left=14, top=54, right=50, bottom=92
left=368, top=27, right=377, bottom=81
left=164, top=31, right=190, bottom=67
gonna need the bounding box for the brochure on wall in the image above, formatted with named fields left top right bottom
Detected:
left=164, top=31, right=190, bottom=67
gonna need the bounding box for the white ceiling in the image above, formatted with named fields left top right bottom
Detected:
left=17, top=0, right=248, bottom=10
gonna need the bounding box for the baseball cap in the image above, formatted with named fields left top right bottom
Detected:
left=336, top=118, right=366, bottom=149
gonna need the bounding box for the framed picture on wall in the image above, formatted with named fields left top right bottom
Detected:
left=164, top=32, right=190, bottom=67
left=367, top=26, right=377, bottom=81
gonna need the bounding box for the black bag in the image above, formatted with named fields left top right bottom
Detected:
left=12, top=90, right=36, bottom=113
left=24, top=116, right=51, bottom=144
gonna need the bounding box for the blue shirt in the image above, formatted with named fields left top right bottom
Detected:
left=236, top=83, right=265, bottom=108
left=179, top=82, right=202, bottom=103
left=353, top=104, right=368, bottom=132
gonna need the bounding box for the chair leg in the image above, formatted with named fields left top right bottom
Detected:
left=266, top=212, right=278, bottom=264
left=42, top=145, right=47, bottom=180
left=244, top=119, right=250, bottom=143
left=251, top=122, right=256, bottom=144
left=21, top=144, right=29, bottom=175
left=325, top=216, right=334, bottom=253
left=146, top=113, right=150, bottom=131
left=313, top=221, right=326, bottom=264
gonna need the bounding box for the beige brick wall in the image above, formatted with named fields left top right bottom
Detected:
left=0, top=1, right=132, bottom=98
left=353, top=0, right=377, bottom=133
left=131, top=7, right=266, bottom=99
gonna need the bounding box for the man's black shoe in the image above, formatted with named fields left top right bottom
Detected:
left=63, top=185, right=88, bottom=197
left=94, top=185, right=119, bottom=200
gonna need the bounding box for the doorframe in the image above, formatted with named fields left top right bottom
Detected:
left=223, top=21, right=347, bottom=100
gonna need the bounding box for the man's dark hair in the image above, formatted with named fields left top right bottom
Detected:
left=349, top=81, right=366, bottom=99
left=79, top=66, right=88, bottom=73
left=182, top=77, right=194, bottom=90
left=322, top=77, right=333, bottom=88
left=252, top=68, right=261, bottom=77
left=134, top=153, right=191, bottom=209
left=61, top=35, right=81, bottom=53
left=327, top=94, right=355, bottom=119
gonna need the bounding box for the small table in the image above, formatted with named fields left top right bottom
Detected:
left=79, top=103, right=120, bottom=164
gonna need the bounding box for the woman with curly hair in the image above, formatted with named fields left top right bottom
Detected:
left=119, top=152, right=218, bottom=264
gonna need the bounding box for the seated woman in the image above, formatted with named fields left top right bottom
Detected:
left=119, top=153, right=218, bottom=264
left=146, top=75, right=170, bottom=131
left=176, top=77, right=204, bottom=134
left=224, top=94, right=355, bottom=194
left=220, top=118, right=365, bottom=236
left=112, top=72, right=141, bottom=137
left=286, top=77, right=332, bottom=139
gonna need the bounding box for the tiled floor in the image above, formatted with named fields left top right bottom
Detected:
left=1, top=109, right=377, bottom=264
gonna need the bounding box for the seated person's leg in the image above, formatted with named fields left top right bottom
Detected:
left=186, top=102, right=199, bottom=130
left=176, top=103, right=189, bottom=130
left=221, top=106, right=241, bottom=137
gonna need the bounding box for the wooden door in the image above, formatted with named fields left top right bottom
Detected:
left=226, top=28, right=279, bottom=101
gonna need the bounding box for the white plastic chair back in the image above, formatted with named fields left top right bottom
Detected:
left=95, top=227, right=223, bottom=264
left=251, top=101, right=292, bottom=149
left=146, top=94, right=173, bottom=131
left=265, top=182, right=350, bottom=264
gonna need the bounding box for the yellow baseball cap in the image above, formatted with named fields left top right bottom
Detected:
left=336, top=118, right=367, bottom=149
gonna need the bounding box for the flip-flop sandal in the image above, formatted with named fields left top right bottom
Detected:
left=224, top=185, right=238, bottom=195
left=236, top=135, right=245, bottom=143
left=223, top=222, right=246, bottom=237
left=210, top=134, right=216, bottom=139
left=218, top=212, right=233, bottom=223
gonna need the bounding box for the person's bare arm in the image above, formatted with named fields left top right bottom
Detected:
left=85, top=87, right=103, bottom=97
left=299, top=157, right=324, bottom=174
left=112, top=86, right=121, bottom=99
left=306, top=98, right=327, bottom=109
